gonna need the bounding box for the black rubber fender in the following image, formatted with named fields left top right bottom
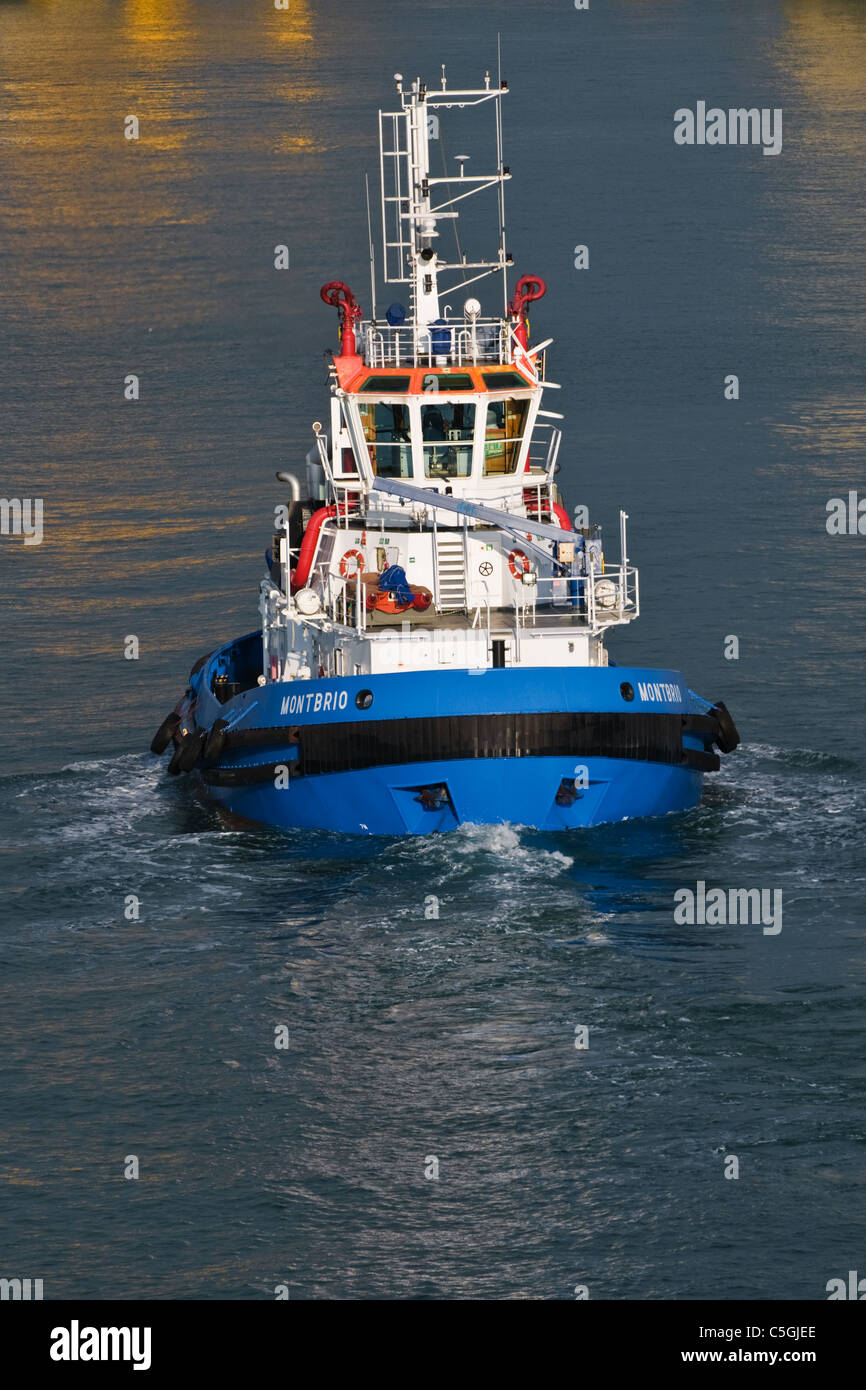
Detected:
left=177, top=729, right=207, bottom=772
left=167, top=743, right=186, bottom=776
left=150, top=711, right=181, bottom=755
left=203, top=718, right=229, bottom=763
left=710, top=701, right=740, bottom=755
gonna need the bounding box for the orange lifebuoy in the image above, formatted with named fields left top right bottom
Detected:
left=508, top=548, right=530, bottom=578
left=339, top=548, right=365, bottom=578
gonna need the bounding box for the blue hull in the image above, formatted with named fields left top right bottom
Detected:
left=201, top=753, right=703, bottom=835
left=158, top=632, right=725, bottom=836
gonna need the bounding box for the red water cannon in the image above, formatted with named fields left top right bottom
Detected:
left=508, top=274, right=547, bottom=348
left=320, top=281, right=363, bottom=357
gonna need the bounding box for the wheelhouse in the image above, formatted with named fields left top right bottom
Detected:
left=326, top=363, right=547, bottom=497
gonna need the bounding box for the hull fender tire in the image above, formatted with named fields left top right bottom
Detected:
left=177, top=730, right=207, bottom=773
left=711, top=701, right=740, bottom=754
left=204, top=719, right=229, bottom=763
left=150, top=712, right=181, bottom=755
left=167, top=743, right=186, bottom=776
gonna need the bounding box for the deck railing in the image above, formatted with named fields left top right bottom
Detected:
left=504, top=564, right=640, bottom=631
left=525, top=421, right=561, bottom=477
left=360, top=318, right=511, bottom=370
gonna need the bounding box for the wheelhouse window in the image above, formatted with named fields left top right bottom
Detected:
left=421, top=400, right=476, bottom=477
left=420, top=372, right=474, bottom=392
left=483, top=397, right=529, bottom=474
left=358, top=401, right=413, bottom=477
left=482, top=371, right=531, bottom=390
left=359, top=375, right=412, bottom=392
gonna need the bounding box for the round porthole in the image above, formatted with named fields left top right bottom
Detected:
left=355, top=689, right=374, bottom=710
left=620, top=682, right=635, bottom=702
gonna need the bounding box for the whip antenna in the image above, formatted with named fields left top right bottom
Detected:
left=365, top=172, right=378, bottom=321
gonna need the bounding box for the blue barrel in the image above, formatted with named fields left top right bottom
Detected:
left=429, top=319, right=451, bottom=356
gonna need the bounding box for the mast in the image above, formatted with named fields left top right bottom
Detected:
left=379, top=69, right=512, bottom=331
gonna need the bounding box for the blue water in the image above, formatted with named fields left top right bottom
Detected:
left=1, top=0, right=864, bottom=1299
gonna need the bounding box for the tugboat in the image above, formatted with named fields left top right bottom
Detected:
left=150, top=69, right=739, bottom=835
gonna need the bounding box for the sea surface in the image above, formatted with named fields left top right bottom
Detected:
left=1, top=0, right=864, bottom=1299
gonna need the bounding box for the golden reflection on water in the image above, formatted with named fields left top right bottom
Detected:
left=774, top=397, right=866, bottom=465
left=123, top=0, right=197, bottom=45
left=0, top=0, right=324, bottom=206
left=1, top=0, right=325, bottom=613
left=266, top=0, right=314, bottom=48
left=273, top=132, right=332, bottom=154
left=769, top=1, right=866, bottom=461
left=780, top=0, right=866, bottom=114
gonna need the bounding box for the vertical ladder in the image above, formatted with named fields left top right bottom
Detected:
left=435, top=533, right=467, bottom=610
left=379, top=110, right=413, bottom=285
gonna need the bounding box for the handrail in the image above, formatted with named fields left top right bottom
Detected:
left=508, top=566, right=640, bottom=631
left=470, top=589, right=493, bottom=653
left=360, top=318, right=510, bottom=369
left=525, top=419, right=561, bottom=476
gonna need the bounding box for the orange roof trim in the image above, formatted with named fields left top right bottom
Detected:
left=332, top=359, right=536, bottom=394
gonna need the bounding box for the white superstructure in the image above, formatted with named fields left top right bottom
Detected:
left=260, top=71, right=639, bottom=686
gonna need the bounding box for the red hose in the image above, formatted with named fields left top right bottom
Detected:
left=320, top=281, right=362, bottom=357
left=291, top=505, right=335, bottom=590
left=508, top=274, right=547, bottom=347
